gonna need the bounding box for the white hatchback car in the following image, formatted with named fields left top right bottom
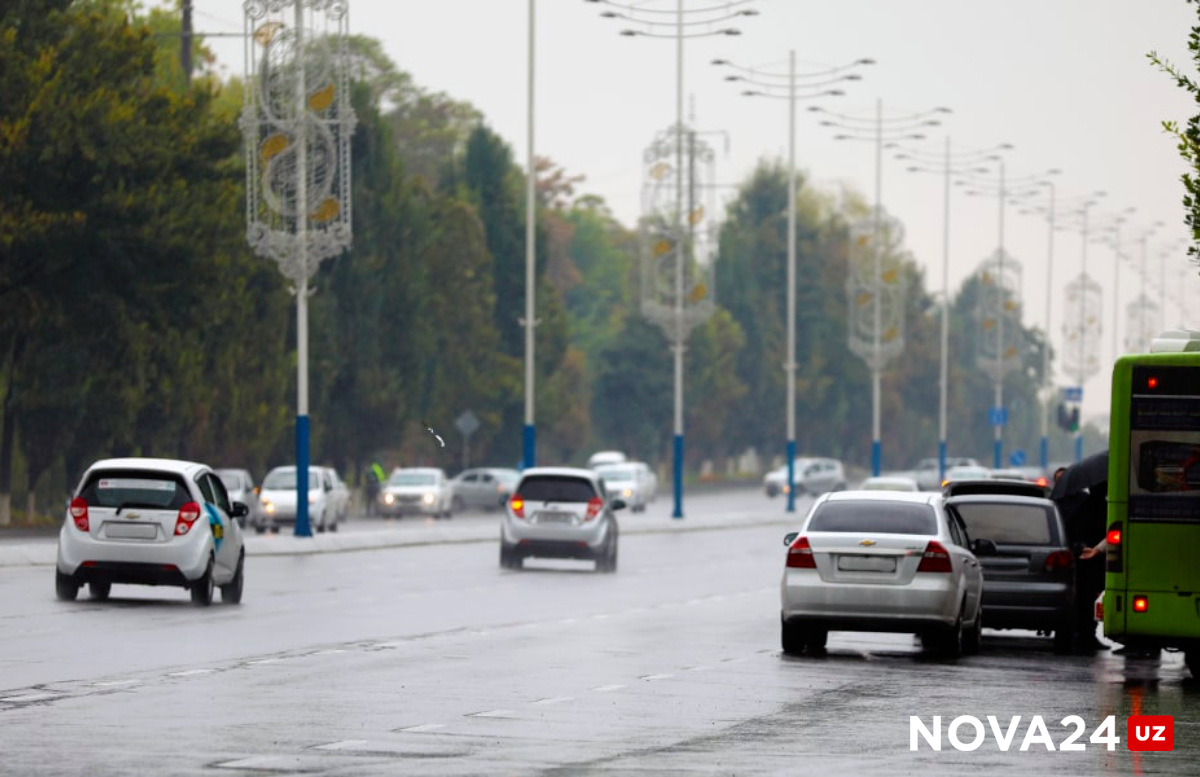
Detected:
left=56, top=458, right=246, bottom=606
left=500, top=467, right=625, bottom=572
left=780, top=491, right=987, bottom=657
left=259, top=465, right=340, bottom=532
left=594, top=462, right=656, bottom=512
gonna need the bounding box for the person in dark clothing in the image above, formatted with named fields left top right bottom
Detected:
left=1062, top=482, right=1109, bottom=652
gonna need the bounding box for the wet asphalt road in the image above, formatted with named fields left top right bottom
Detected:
left=2, top=491, right=1199, bottom=776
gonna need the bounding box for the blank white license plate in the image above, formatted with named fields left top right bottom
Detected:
left=837, top=555, right=896, bottom=572
left=535, top=512, right=573, bottom=524
left=103, top=523, right=159, bottom=540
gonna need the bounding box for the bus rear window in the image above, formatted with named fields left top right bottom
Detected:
left=806, top=501, right=937, bottom=535
left=953, top=503, right=1055, bottom=545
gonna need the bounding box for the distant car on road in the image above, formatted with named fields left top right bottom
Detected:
left=860, top=475, right=920, bottom=492
left=259, top=466, right=339, bottom=533
left=56, top=457, right=246, bottom=606
left=501, top=466, right=625, bottom=572
left=214, top=468, right=264, bottom=532
left=943, top=464, right=993, bottom=485
left=763, top=458, right=846, bottom=498
left=378, top=467, right=454, bottom=519
left=780, top=491, right=989, bottom=657
left=946, top=493, right=1075, bottom=652
left=449, top=467, right=520, bottom=511
left=586, top=450, right=627, bottom=469
left=318, top=466, right=350, bottom=529
left=594, top=461, right=657, bottom=512
left=912, top=457, right=981, bottom=491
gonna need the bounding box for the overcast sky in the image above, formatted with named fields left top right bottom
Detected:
left=192, top=0, right=1197, bottom=419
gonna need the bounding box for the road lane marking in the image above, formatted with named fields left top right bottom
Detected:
left=92, top=679, right=139, bottom=687
left=168, top=669, right=214, bottom=677
left=468, top=709, right=516, bottom=718
left=0, top=692, right=59, bottom=703
left=400, top=724, right=446, bottom=733
left=532, top=696, right=574, bottom=705
left=591, top=684, right=625, bottom=692
left=314, top=740, right=369, bottom=751
left=641, top=673, right=673, bottom=681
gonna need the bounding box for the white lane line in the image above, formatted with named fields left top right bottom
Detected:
left=314, top=740, right=369, bottom=751
left=641, top=673, right=674, bottom=681
left=92, top=679, right=139, bottom=687
left=248, top=658, right=280, bottom=665
left=591, top=684, right=625, bottom=693
left=214, top=756, right=311, bottom=770
left=400, top=723, right=446, bottom=733
left=168, top=669, right=214, bottom=677
left=685, top=665, right=708, bottom=672
left=532, top=696, right=574, bottom=706
left=312, top=649, right=346, bottom=656
left=468, top=709, right=516, bottom=718
left=0, top=692, right=59, bottom=703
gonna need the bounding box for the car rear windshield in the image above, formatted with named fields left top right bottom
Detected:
left=518, top=475, right=597, bottom=503
left=79, top=470, right=190, bottom=510
left=597, top=467, right=635, bottom=482
left=807, top=500, right=937, bottom=535
left=263, top=469, right=320, bottom=489
left=953, top=502, right=1056, bottom=545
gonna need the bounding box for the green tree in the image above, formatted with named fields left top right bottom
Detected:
left=1150, top=4, right=1200, bottom=259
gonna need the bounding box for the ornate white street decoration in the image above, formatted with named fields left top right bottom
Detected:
left=1125, top=295, right=1159, bottom=355
left=241, top=0, right=355, bottom=287
left=975, top=249, right=1023, bottom=383
left=846, top=216, right=906, bottom=372
left=640, top=125, right=716, bottom=342
left=1062, top=274, right=1103, bottom=385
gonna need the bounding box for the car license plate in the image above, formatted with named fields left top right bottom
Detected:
left=535, top=511, right=573, bottom=525
left=837, top=554, right=896, bottom=572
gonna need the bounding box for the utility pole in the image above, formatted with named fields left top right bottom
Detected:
left=181, top=0, right=193, bottom=85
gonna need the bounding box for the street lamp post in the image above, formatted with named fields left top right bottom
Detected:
left=523, top=0, right=537, bottom=470
left=589, top=0, right=757, bottom=519
left=714, top=54, right=870, bottom=512
left=811, top=101, right=950, bottom=475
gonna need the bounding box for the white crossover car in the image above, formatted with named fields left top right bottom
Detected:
left=56, top=457, right=246, bottom=606
left=378, top=467, right=453, bottom=519
left=500, top=467, right=625, bottom=572
left=259, top=465, right=341, bottom=533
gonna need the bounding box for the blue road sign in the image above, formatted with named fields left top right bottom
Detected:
left=1010, top=449, right=1026, bottom=467
left=1064, top=386, right=1083, bottom=403
left=988, top=407, right=1008, bottom=426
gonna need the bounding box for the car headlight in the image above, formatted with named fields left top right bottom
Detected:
left=782, top=485, right=791, bottom=494
left=622, top=488, right=633, bottom=498
left=383, top=493, right=395, bottom=505
left=308, top=492, right=319, bottom=504
left=263, top=500, right=275, bottom=513
left=422, top=493, right=435, bottom=505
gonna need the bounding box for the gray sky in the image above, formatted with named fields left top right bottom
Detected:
left=193, top=0, right=1197, bottom=419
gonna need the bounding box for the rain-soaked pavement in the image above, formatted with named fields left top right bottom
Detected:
left=1, top=490, right=1197, bottom=775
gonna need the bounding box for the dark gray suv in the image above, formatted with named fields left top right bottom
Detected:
left=946, top=494, right=1075, bottom=652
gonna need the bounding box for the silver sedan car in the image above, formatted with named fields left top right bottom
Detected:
left=780, top=491, right=988, bottom=657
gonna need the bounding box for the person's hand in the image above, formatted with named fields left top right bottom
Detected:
left=1080, top=546, right=1101, bottom=560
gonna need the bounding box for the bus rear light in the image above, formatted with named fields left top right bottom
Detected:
left=786, top=535, right=816, bottom=569
left=1107, top=528, right=1122, bottom=546
left=1106, top=521, right=1123, bottom=573
left=1133, top=595, right=1149, bottom=613
left=69, top=497, right=89, bottom=532
left=917, top=541, right=953, bottom=573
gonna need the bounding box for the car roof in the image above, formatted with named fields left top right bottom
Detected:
left=392, top=467, right=444, bottom=474
left=519, top=466, right=600, bottom=481
left=946, top=493, right=1056, bottom=508
left=86, top=457, right=208, bottom=477
left=942, top=479, right=1050, bottom=498
left=823, top=490, right=939, bottom=506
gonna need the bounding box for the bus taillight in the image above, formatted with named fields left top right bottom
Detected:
left=1106, top=522, right=1123, bottom=574
left=1133, top=595, right=1149, bottom=613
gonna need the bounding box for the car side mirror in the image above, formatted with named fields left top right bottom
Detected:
left=231, top=502, right=249, bottom=518
left=611, top=499, right=627, bottom=511
left=783, top=532, right=798, bottom=547
left=970, top=538, right=997, bottom=556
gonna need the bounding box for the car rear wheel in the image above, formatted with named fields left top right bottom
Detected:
left=963, top=608, right=983, bottom=654
left=88, top=582, right=111, bottom=601
left=500, top=542, right=522, bottom=570
left=781, top=618, right=806, bottom=655
left=191, top=557, right=214, bottom=606
left=220, top=551, right=244, bottom=604
left=928, top=607, right=965, bottom=658
left=55, top=571, right=79, bottom=602
left=597, top=538, right=618, bottom=573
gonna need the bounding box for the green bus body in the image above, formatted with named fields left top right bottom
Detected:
left=1104, top=351, right=1200, bottom=667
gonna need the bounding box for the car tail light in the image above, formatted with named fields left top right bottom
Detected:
left=174, top=501, right=201, bottom=536
left=69, top=497, right=89, bottom=532
left=786, top=535, right=816, bottom=569
left=1106, top=521, right=1123, bottom=573
left=1043, top=549, right=1074, bottom=573
left=584, top=497, right=603, bottom=521
left=1095, top=597, right=1104, bottom=622
left=509, top=494, right=525, bottom=519
left=1035, top=476, right=1048, bottom=487
left=917, top=541, right=953, bottom=573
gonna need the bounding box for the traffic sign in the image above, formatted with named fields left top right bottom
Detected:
left=1010, top=449, right=1026, bottom=467
left=988, top=407, right=1008, bottom=426
left=455, top=410, right=480, bottom=437
left=1063, top=386, right=1083, bottom=403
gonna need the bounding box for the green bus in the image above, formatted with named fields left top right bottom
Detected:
left=1104, top=330, right=1200, bottom=675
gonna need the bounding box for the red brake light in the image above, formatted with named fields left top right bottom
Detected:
left=1043, top=549, right=1074, bottom=573
left=1107, top=528, right=1122, bottom=546
left=509, top=495, right=525, bottom=519
left=1148, top=376, right=1158, bottom=390
left=69, top=497, right=89, bottom=532
left=786, top=535, right=816, bottom=569
left=1035, top=477, right=1048, bottom=487
left=174, top=501, right=201, bottom=536
left=1133, top=595, right=1149, bottom=613
left=917, top=540, right=953, bottom=573
left=584, top=497, right=603, bottom=522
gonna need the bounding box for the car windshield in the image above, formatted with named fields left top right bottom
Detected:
left=597, top=467, right=635, bottom=482
left=80, top=470, right=189, bottom=510
left=953, top=502, right=1056, bottom=545
left=519, top=476, right=597, bottom=503
left=262, top=469, right=320, bottom=489
left=389, top=472, right=436, bottom=486
left=807, top=500, right=938, bottom=535
left=215, top=471, right=243, bottom=490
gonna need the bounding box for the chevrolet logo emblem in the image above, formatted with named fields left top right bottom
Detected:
left=859, top=539, right=876, bottom=546
left=126, top=512, right=141, bottom=520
